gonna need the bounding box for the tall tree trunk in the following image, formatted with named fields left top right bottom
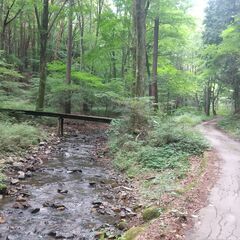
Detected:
left=131, top=2, right=136, bottom=95
left=111, top=51, right=117, bottom=79
left=36, top=0, right=49, bottom=111
left=35, top=0, right=67, bottom=110
left=151, top=16, right=159, bottom=109
left=233, top=79, right=240, bottom=113
left=65, top=0, right=74, bottom=114
left=134, top=0, right=146, bottom=97
left=0, top=0, right=4, bottom=50
left=77, top=0, right=84, bottom=70
left=204, top=80, right=211, bottom=116
left=146, top=51, right=151, bottom=96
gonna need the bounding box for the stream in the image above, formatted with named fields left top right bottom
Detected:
left=0, top=130, right=129, bottom=240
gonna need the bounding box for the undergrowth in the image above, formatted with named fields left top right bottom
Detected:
left=218, top=114, right=240, bottom=139
left=0, top=114, right=45, bottom=153
left=108, top=100, right=209, bottom=199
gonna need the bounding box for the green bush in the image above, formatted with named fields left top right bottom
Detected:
left=218, top=115, right=240, bottom=138
left=0, top=122, right=43, bottom=152
left=108, top=101, right=209, bottom=176
left=138, top=145, right=189, bottom=170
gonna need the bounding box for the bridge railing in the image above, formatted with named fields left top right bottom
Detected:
left=0, top=108, right=113, bottom=136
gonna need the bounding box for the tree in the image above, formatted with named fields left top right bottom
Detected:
left=35, top=0, right=67, bottom=111
left=150, top=16, right=159, bottom=107
left=0, top=0, right=24, bottom=51
left=65, top=0, right=74, bottom=114
left=203, top=0, right=240, bottom=113
left=134, top=0, right=147, bottom=97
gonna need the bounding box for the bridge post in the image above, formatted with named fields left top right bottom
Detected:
left=58, top=117, right=64, bottom=136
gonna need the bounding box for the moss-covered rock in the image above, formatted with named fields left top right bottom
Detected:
left=142, top=206, right=160, bottom=222
left=122, top=227, right=145, bottom=240
left=117, top=220, right=128, bottom=230
left=0, top=183, right=7, bottom=194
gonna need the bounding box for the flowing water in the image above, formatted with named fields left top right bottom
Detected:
left=0, top=131, right=122, bottom=240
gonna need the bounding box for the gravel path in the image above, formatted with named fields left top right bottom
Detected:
left=187, top=120, right=240, bottom=240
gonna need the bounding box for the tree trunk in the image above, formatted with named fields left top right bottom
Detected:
left=111, top=51, right=117, bottom=79
left=204, top=81, right=211, bottom=116
left=146, top=51, right=151, bottom=96
left=134, top=0, right=146, bottom=97
left=79, top=12, right=84, bottom=70
left=151, top=16, right=159, bottom=109
left=233, top=80, right=240, bottom=113
left=65, top=0, right=74, bottom=114
left=36, top=0, right=49, bottom=111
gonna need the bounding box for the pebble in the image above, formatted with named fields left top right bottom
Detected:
left=12, top=162, right=24, bottom=170
left=11, top=178, right=19, bottom=185
left=25, top=171, right=32, bottom=177
left=89, top=182, right=96, bottom=187
left=57, top=189, right=68, bottom=194
left=67, top=168, right=82, bottom=174
left=31, top=208, right=40, bottom=214
left=18, top=171, right=26, bottom=180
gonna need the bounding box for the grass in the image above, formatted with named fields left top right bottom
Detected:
left=108, top=103, right=209, bottom=202
left=0, top=113, right=47, bottom=192
left=0, top=99, right=36, bottom=110
left=0, top=121, right=44, bottom=153
left=218, top=114, right=240, bottom=139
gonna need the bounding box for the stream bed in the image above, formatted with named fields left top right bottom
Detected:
left=0, top=129, right=134, bottom=239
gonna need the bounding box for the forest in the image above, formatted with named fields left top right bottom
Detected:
left=0, top=0, right=240, bottom=239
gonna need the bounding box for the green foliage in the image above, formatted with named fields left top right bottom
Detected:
left=0, top=99, right=35, bottom=110
left=45, top=61, right=124, bottom=114
left=142, top=207, right=161, bottom=222
left=0, top=121, right=44, bottom=153
left=109, top=101, right=209, bottom=176
left=0, top=51, right=24, bottom=98
left=120, top=227, right=145, bottom=240
left=0, top=67, right=23, bottom=79
left=218, top=115, right=240, bottom=139
left=0, top=172, right=7, bottom=193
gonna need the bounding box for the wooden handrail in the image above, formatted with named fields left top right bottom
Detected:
left=0, top=108, right=113, bottom=136
left=0, top=108, right=112, bottom=123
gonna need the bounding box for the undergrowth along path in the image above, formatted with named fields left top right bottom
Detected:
left=187, top=120, right=240, bottom=240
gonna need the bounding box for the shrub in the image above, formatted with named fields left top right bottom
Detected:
left=218, top=115, right=240, bottom=138
left=108, top=100, right=209, bottom=175
left=0, top=122, right=43, bottom=152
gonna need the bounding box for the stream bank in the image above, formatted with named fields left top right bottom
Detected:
left=0, top=122, right=139, bottom=240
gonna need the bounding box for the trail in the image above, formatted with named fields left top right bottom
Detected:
left=187, top=120, right=240, bottom=240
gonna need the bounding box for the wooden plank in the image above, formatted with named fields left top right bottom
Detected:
left=0, top=108, right=113, bottom=123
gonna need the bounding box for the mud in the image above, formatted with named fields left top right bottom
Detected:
left=187, top=120, right=240, bottom=240
left=0, top=128, right=135, bottom=240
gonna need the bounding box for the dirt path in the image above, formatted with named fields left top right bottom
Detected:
left=186, top=120, right=240, bottom=240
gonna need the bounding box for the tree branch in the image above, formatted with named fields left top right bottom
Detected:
left=3, top=0, right=16, bottom=26
left=5, top=7, right=23, bottom=25
left=34, top=5, right=41, bottom=30
left=145, top=0, right=150, bottom=15
left=48, top=0, right=68, bottom=34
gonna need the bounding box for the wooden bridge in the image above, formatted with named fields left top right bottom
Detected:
left=0, top=108, right=113, bottom=136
